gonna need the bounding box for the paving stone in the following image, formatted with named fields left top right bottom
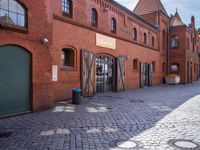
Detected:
left=1, top=82, right=200, bottom=149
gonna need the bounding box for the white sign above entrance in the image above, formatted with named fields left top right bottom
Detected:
left=96, top=33, right=116, bottom=50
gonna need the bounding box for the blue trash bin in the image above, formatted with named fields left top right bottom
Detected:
left=72, top=88, right=81, bottom=105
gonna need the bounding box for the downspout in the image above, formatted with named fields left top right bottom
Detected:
left=167, top=25, right=170, bottom=74
left=157, top=9, right=160, bottom=51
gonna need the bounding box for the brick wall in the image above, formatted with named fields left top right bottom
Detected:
left=169, top=25, right=199, bottom=84
left=0, top=0, right=54, bottom=111
left=50, top=0, right=166, bottom=101
left=2, top=0, right=198, bottom=111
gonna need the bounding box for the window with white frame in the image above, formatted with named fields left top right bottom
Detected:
left=0, top=0, right=26, bottom=27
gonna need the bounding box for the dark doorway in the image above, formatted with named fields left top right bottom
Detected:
left=187, top=61, right=190, bottom=83
left=140, top=63, right=153, bottom=87
left=96, top=55, right=115, bottom=93
left=190, top=63, right=193, bottom=82
left=197, top=65, right=199, bottom=80
left=144, top=64, right=150, bottom=86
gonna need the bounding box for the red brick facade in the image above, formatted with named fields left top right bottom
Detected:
left=0, top=0, right=199, bottom=113
left=169, top=13, right=200, bottom=84
left=0, top=0, right=53, bottom=111
left=51, top=0, right=165, bottom=102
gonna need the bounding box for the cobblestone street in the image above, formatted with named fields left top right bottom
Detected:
left=1, top=82, right=200, bottom=150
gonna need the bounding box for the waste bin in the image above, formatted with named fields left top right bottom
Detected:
left=72, top=88, right=81, bottom=105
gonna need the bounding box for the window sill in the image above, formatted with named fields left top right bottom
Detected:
left=133, top=70, right=139, bottom=73
left=62, top=12, right=73, bottom=18
left=60, top=66, right=76, bottom=71
left=111, top=30, right=116, bottom=34
left=171, top=46, right=179, bottom=49
left=91, top=24, right=98, bottom=28
left=0, top=23, right=28, bottom=34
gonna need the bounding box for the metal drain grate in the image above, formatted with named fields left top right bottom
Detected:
left=109, top=139, right=144, bottom=149
left=130, top=99, right=144, bottom=103
left=169, top=139, right=199, bottom=150
left=0, top=132, right=13, bottom=139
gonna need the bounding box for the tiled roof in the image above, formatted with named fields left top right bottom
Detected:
left=170, top=11, right=184, bottom=26
left=107, top=0, right=159, bottom=30
left=133, top=0, right=168, bottom=15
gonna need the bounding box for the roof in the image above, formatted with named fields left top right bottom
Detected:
left=106, top=0, right=158, bottom=30
left=58, top=0, right=158, bottom=31
left=170, top=11, right=184, bottom=26
left=133, top=0, right=168, bottom=15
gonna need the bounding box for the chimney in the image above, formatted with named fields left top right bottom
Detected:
left=191, top=15, right=195, bottom=28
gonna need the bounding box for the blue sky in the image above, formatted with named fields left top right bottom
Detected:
left=117, top=0, right=200, bottom=28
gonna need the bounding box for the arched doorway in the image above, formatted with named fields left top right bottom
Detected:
left=96, top=54, right=115, bottom=93
left=187, top=61, right=190, bottom=83
left=140, top=62, right=153, bottom=87
left=0, top=45, right=31, bottom=116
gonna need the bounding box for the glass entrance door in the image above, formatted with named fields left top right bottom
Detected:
left=96, top=55, right=114, bottom=93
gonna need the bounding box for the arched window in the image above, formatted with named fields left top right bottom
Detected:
left=152, top=61, right=156, bottom=72
left=162, top=30, right=166, bottom=50
left=62, top=0, right=72, bottom=16
left=133, top=59, right=138, bottom=71
left=143, top=33, right=147, bottom=45
left=162, top=63, right=166, bottom=74
left=171, top=63, right=180, bottom=73
left=61, top=48, right=75, bottom=67
left=152, top=36, right=155, bottom=47
left=111, top=17, right=116, bottom=33
left=192, top=38, right=195, bottom=52
left=0, top=0, right=26, bottom=27
left=90, top=8, right=98, bottom=27
left=171, top=35, right=179, bottom=48
left=187, top=37, right=190, bottom=50
left=133, top=28, right=137, bottom=41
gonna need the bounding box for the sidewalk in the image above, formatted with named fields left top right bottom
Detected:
left=0, top=82, right=200, bottom=149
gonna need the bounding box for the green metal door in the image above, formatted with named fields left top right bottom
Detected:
left=0, top=45, right=31, bottom=116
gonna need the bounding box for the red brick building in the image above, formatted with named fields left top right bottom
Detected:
left=169, top=12, right=200, bottom=84
left=0, top=0, right=199, bottom=116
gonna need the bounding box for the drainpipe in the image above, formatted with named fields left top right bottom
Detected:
left=167, top=25, right=170, bottom=75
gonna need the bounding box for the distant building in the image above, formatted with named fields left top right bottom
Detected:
left=169, top=12, right=200, bottom=83
left=0, top=0, right=199, bottom=117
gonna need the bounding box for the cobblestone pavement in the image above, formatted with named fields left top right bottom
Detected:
left=1, top=82, right=200, bottom=150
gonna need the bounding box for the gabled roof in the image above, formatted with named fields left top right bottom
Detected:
left=106, top=0, right=159, bottom=30
left=170, top=11, right=184, bottom=26
left=133, top=0, right=168, bottom=15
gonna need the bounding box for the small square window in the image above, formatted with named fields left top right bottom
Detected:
left=62, top=48, right=75, bottom=68
left=171, top=64, right=180, bottom=73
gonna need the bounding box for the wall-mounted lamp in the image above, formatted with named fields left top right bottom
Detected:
left=41, top=38, right=49, bottom=45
